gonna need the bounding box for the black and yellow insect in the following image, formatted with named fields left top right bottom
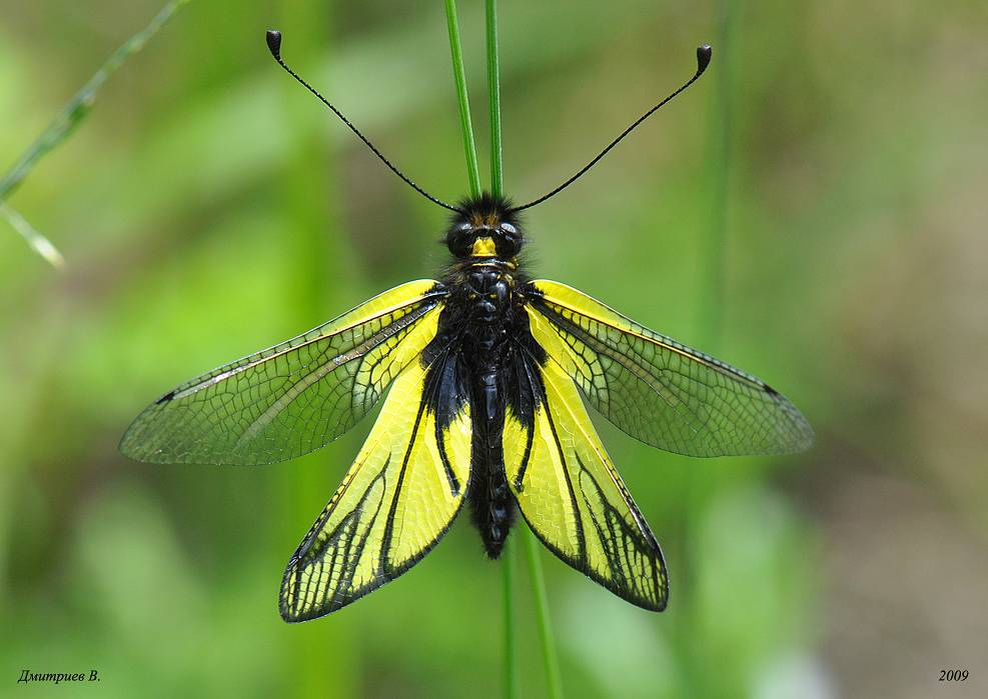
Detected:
left=120, top=32, right=812, bottom=621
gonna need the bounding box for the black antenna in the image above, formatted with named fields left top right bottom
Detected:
left=510, top=45, right=713, bottom=213
left=266, top=30, right=463, bottom=213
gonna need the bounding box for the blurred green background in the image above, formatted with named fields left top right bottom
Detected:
left=1, top=1, right=986, bottom=697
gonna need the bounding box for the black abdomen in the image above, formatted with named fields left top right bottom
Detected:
left=468, top=367, right=516, bottom=559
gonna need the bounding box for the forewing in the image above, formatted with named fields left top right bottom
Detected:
left=120, top=280, right=446, bottom=465
left=526, top=280, right=813, bottom=457
left=504, top=353, right=668, bottom=611
left=280, top=352, right=471, bottom=620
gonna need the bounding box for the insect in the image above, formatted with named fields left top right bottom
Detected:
left=120, top=31, right=813, bottom=621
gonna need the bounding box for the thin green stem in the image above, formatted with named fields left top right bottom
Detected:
left=683, top=0, right=737, bottom=545
left=502, top=537, right=518, bottom=699
left=697, top=0, right=737, bottom=352
left=680, top=2, right=737, bottom=696
left=0, top=0, right=192, bottom=267
left=486, top=0, right=503, bottom=197
left=486, top=3, right=514, bottom=697
left=444, top=0, right=482, bottom=197
left=0, top=0, right=191, bottom=202
left=453, top=6, right=559, bottom=696
left=524, top=529, right=563, bottom=699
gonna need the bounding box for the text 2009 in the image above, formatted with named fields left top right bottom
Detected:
left=939, top=670, right=968, bottom=682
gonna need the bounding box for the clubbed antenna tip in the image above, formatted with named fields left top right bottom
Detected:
left=696, top=44, right=713, bottom=75
left=266, top=30, right=283, bottom=60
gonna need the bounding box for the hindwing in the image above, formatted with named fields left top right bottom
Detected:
left=504, top=351, right=668, bottom=611
left=280, top=347, right=471, bottom=620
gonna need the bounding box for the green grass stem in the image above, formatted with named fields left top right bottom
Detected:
left=486, top=0, right=503, bottom=197
left=483, top=4, right=519, bottom=697
left=485, top=3, right=516, bottom=697
left=524, top=529, right=563, bottom=699
left=501, top=536, right=518, bottom=699
left=449, top=5, right=562, bottom=696
left=679, top=2, right=737, bottom=695
left=444, top=0, right=483, bottom=197
left=697, top=0, right=737, bottom=351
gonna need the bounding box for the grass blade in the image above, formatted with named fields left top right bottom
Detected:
left=696, top=0, right=737, bottom=351
left=484, top=3, right=518, bottom=696
left=487, top=0, right=503, bottom=197
left=0, top=0, right=193, bottom=203
left=444, top=0, right=483, bottom=197
left=679, top=3, right=738, bottom=695
left=502, top=536, right=518, bottom=699
left=525, top=529, right=563, bottom=699
left=0, top=0, right=193, bottom=267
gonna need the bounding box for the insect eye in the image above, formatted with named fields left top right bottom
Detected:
left=496, top=227, right=522, bottom=257
left=446, top=224, right=476, bottom=258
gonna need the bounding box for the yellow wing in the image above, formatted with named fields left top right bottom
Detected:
left=280, top=352, right=472, bottom=621
left=120, top=280, right=446, bottom=465
left=503, top=354, right=668, bottom=611
left=526, top=280, right=813, bottom=457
